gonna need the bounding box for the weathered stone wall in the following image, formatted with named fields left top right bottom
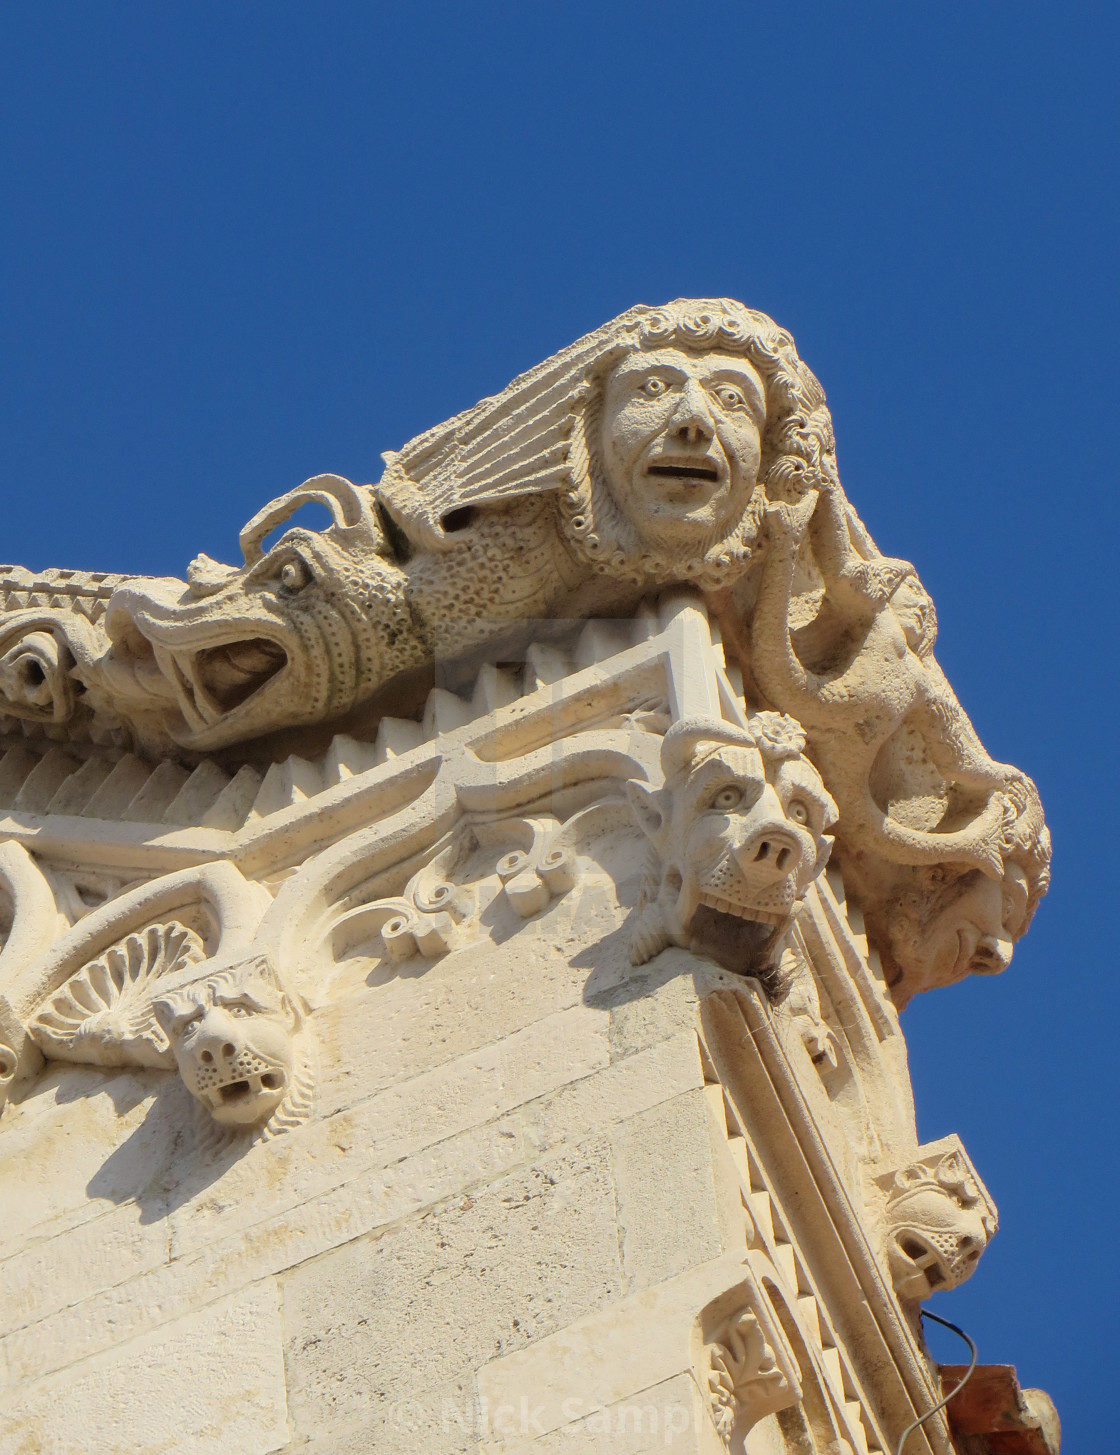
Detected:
left=0, top=867, right=742, bottom=1453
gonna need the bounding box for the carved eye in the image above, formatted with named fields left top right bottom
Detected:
left=226, top=1003, right=250, bottom=1018
left=278, top=558, right=312, bottom=593
left=788, top=799, right=811, bottom=826
left=642, top=377, right=668, bottom=398
left=713, top=786, right=743, bottom=810
left=714, top=385, right=747, bottom=409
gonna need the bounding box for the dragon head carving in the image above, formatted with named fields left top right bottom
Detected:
left=100, top=475, right=429, bottom=751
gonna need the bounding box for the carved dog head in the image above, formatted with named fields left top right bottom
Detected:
left=626, top=713, right=836, bottom=982
left=152, top=955, right=312, bottom=1133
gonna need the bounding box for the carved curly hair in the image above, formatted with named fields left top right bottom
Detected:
left=559, top=299, right=843, bottom=590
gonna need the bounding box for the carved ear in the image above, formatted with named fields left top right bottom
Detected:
left=626, top=781, right=665, bottom=843
left=150, top=994, right=184, bottom=1038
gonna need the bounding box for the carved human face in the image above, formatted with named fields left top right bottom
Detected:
left=153, top=965, right=298, bottom=1128
left=892, top=863, right=1029, bottom=1000
left=600, top=349, right=765, bottom=551
left=889, top=576, right=934, bottom=654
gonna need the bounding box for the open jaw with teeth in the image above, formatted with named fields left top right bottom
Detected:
left=157, top=637, right=289, bottom=730
left=203, top=1068, right=287, bottom=1112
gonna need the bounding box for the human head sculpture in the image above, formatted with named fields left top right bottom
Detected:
left=562, top=301, right=839, bottom=587
left=881, top=1142, right=997, bottom=1301
left=867, top=774, right=1050, bottom=1009
left=152, top=953, right=312, bottom=1133
left=626, top=712, right=837, bottom=987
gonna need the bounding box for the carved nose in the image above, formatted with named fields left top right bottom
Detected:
left=671, top=383, right=715, bottom=446
left=199, top=1041, right=238, bottom=1065
left=735, top=826, right=803, bottom=884
left=971, top=935, right=1013, bottom=976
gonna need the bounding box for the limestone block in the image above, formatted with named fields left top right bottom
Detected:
left=475, top=1253, right=752, bottom=1444
left=319, top=892, right=627, bottom=1119
left=601, top=950, right=704, bottom=1060
left=480, top=1373, right=709, bottom=1455
left=0, top=1199, right=168, bottom=1337
left=2, top=1114, right=530, bottom=1386
left=518, top=1030, right=704, bottom=1153
left=609, top=1088, right=724, bottom=1292
left=168, top=1001, right=609, bottom=1259
left=0, top=1280, right=288, bottom=1455
left=282, top=1139, right=623, bottom=1445
left=0, top=1065, right=186, bottom=1260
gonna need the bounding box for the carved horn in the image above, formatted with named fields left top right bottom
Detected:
left=239, top=474, right=380, bottom=565
left=660, top=717, right=758, bottom=784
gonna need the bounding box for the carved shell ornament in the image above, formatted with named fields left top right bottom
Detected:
left=28, top=925, right=314, bottom=1142
left=30, top=922, right=205, bottom=1069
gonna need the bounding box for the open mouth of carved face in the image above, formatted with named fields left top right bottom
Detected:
left=893, top=1232, right=951, bottom=1291
left=202, top=1067, right=288, bottom=1123
left=642, top=453, right=725, bottom=496
left=645, top=460, right=721, bottom=483
left=697, top=888, right=790, bottom=928
left=157, top=636, right=289, bottom=735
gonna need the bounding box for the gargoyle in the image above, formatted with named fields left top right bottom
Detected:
left=28, top=925, right=313, bottom=1140
left=626, top=713, right=837, bottom=989
left=151, top=955, right=313, bottom=1136
left=875, top=1137, right=997, bottom=1301
left=0, top=300, right=863, bottom=753
left=843, top=771, right=1050, bottom=1007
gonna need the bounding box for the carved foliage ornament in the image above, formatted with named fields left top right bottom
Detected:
left=706, top=1305, right=794, bottom=1443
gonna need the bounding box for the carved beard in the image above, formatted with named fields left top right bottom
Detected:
left=558, top=377, right=767, bottom=591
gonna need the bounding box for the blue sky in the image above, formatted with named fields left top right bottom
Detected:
left=2, top=3, right=1117, bottom=1443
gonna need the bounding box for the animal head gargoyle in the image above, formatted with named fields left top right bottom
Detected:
left=875, top=1137, right=997, bottom=1301
left=626, top=713, right=837, bottom=984
left=100, top=474, right=429, bottom=750
left=152, top=953, right=314, bottom=1135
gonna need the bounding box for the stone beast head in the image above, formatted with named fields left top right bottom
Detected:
left=878, top=1140, right=997, bottom=1301
left=102, top=474, right=429, bottom=751
left=152, top=954, right=313, bottom=1135
left=626, top=714, right=837, bottom=988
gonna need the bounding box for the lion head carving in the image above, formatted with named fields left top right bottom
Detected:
left=626, top=713, right=837, bottom=988
left=877, top=1139, right=997, bottom=1301
left=152, top=953, right=313, bottom=1137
